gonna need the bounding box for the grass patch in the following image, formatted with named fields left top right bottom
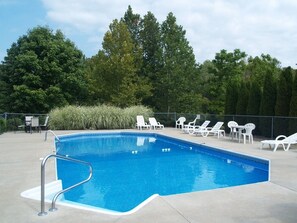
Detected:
left=48, top=105, right=153, bottom=130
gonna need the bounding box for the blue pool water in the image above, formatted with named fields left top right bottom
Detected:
left=55, top=132, right=269, bottom=213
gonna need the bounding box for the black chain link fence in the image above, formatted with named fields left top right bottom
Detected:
left=1, top=112, right=297, bottom=139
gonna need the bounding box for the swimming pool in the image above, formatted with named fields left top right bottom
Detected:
left=55, top=132, right=269, bottom=214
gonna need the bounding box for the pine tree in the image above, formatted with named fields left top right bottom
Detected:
left=259, top=72, right=277, bottom=137
left=274, top=67, right=293, bottom=136
left=139, top=11, right=163, bottom=108
left=236, top=80, right=250, bottom=115
left=247, top=80, right=262, bottom=115
left=289, top=70, right=297, bottom=134
left=224, top=80, right=239, bottom=115
left=156, top=12, right=198, bottom=112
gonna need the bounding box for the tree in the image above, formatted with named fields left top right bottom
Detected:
left=210, top=49, right=247, bottom=114
left=289, top=70, right=297, bottom=134
left=275, top=67, right=293, bottom=116
left=224, top=80, right=239, bottom=115
left=274, top=67, right=293, bottom=136
left=1, top=26, right=87, bottom=113
left=121, top=6, right=143, bottom=76
left=88, top=20, right=151, bottom=107
left=155, top=12, right=199, bottom=113
left=247, top=80, right=262, bottom=115
left=236, top=80, right=250, bottom=115
left=139, top=11, right=163, bottom=107
left=0, top=64, right=9, bottom=113
left=246, top=54, right=281, bottom=85
left=259, top=71, right=277, bottom=137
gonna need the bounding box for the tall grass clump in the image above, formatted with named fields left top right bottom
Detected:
left=48, top=105, right=153, bottom=130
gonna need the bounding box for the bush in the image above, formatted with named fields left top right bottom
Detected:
left=48, top=105, right=153, bottom=130
left=0, top=118, right=6, bottom=134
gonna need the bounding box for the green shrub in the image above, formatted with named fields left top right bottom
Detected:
left=0, top=118, right=6, bottom=134
left=48, top=105, right=153, bottom=130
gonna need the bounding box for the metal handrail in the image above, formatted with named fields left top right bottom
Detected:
left=44, top=130, right=60, bottom=142
left=38, top=154, right=93, bottom=216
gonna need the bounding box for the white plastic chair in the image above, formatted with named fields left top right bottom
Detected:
left=182, top=117, right=199, bottom=133
left=189, top=120, right=211, bottom=135
left=197, top=122, right=225, bottom=138
left=136, top=115, right=150, bottom=130
left=227, top=121, right=238, bottom=139
left=261, top=133, right=297, bottom=152
left=240, top=123, right=256, bottom=144
left=30, top=117, right=40, bottom=133
left=175, top=117, right=186, bottom=129
left=149, top=117, right=164, bottom=130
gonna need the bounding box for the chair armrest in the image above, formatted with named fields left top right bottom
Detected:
left=275, top=135, right=286, bottom=140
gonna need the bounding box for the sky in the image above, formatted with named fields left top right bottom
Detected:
left=1, top=0, right=296, bottom=68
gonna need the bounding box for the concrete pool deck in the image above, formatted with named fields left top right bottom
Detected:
left=1, top=128, right=297, bottom=223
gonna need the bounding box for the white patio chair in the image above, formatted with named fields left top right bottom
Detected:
left=40, top=116, right=49, bottom=130
left=197, top=121, right=225, bottom=138
left=136, top=115, right=150, bottom=130
left=261, top=133, right=297, bottom=152
left=227, top=121, right=238, bottom=139
left=149, top=117, right=164, bottom=130
left=30, top=117, right=40, bottom=133
left=189, top=120, right=211, bottom=135
left=175, top=117, right=186, bottom=129
left=240, top=123, right=256, bottom=144
left=182, top=117, right=199, bottom=133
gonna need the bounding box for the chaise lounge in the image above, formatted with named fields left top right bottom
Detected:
left=261, top=133, right=297, bottom=152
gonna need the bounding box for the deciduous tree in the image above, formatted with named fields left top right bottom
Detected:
left=1, top=26, right=87, bottom=113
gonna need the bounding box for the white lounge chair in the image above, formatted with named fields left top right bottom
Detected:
left=189, top=120, right=211, bottom=135
left=261, top=133, right=297, bottom=152
left=175, top=117, right=186, bottom=129
left=196, top=121, right=225, bottom=138
left=149, top=117, right=164, bottom=130
left=240, top=123, right=256, bottom=144
left=136, top=115, right=150, bottom=130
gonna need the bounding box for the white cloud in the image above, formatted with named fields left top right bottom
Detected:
left=42, top=0, right=297, bottom=67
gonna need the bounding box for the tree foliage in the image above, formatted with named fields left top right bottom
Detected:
left=0, top=26, right=87, bottom=113
left=259, top=71, right=277, bottom=137
left=209, top=49, right=247, bottom=114
left=0, top=6, right=294, bottom=124
left=274, top=67, right=293, bottom=136
left=155, top=12, right=199, bottom=113
left=87, top=20, right=151, bottom=107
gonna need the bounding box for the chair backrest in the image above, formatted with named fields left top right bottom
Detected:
left=137, top=115, right=146, bottom=125
left=31, top=117, right=39, bottom=127
left=284, top=133, right=297, bottom=143
left=210, top=122, right=224, bottom=132
left=176, top=117, right=186, bottom=124
left=244, top=123, right=256, bottom=134
left=228, top=121, right=238, bottom=128
left=25, top=116, right=33, bottom=126
left=201, top=120, right=210, bottom=128
left=149, top=117, right=158, bottom=126
left=43, top=116, right=49, bottom=126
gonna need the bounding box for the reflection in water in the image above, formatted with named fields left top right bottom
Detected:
left=57, top=133, right=268, bottom=212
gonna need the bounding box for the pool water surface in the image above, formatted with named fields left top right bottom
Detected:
left=56, top=132, right=269, bottom=213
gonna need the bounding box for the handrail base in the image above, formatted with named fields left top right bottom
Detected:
left=38, top=211, right=47, bottom=216
left=49, top=207, right=58, bottom=212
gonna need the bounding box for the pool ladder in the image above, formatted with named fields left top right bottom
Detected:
left=38, top=154, right=93, bottom=216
